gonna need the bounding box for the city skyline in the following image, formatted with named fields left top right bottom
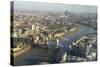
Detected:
left=14, top=1, right=97, bottom=13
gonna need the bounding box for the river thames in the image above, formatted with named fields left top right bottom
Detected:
left=13, top=24, right=96, bottom=66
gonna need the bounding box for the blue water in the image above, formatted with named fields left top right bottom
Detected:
left=60, top=24, right=96, bottom=51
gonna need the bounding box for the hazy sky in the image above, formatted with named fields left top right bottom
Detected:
left=14, top=1, right=97, bottom=13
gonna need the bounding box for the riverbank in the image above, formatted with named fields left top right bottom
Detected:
left=75, top=22, right=97, bottom=30
left=12, top=45, right=31, bottom=57
left=54, top=27, right=78, bottom=39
